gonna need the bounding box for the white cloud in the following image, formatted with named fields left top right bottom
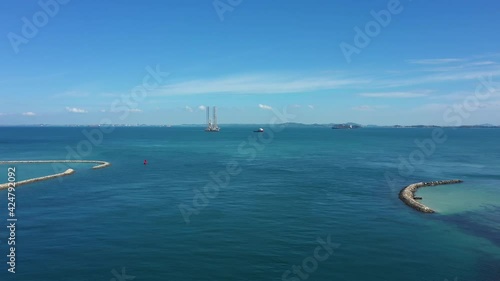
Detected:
left=129, top=108, right=142, bottom=113
left=258, top=104, right=273, bottom=110
left=100, top=109, right=106, bottom=113
left=360, top=92, right=429, bottom=98
left=22, top=112, right=36, bottom=116
left=66, top=107, right=88, bottom=113
left=198, top=105, right=206, bottom=111
left=184, top=106, right=193, bottom=112
left=308, top=105, right=315, bottom=109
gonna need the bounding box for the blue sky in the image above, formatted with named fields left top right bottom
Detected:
left=1, top=0, right=499, bottom=125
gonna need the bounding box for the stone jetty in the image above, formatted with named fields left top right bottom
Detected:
left=0, top=160, right=111, bottom=190
left=399, top=179, right=463, bottom=213
left=0, top=168, right=75, bottom=190
left=0, top=160, right=110, bottom=169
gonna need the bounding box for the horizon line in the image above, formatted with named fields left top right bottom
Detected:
left=0, top=123, right=499, bottom=127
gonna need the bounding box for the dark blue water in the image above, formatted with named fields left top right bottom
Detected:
left=0, top=127, right=499, bottom=281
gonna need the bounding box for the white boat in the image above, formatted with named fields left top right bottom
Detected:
left=254, top=128, right=264, bottom=132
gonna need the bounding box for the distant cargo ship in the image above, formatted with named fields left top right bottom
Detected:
left=332, top=124, right=360, bottom=129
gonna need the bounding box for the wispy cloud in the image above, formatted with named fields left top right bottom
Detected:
left=66, top=107, right=88, bottom=113
left=308, top=105, right=315, bottom=109
left=469, top=61, right=496, bottom=66
left=428, top=89, right=500, bottom=101
left=184, top=106, right=193, bottom=112
left=1, top=72, right=66, bottom=85
left=352, top=105, right=375, bottom=111
left=151, top=74, right=368, bottom=96
left=100, top=93, right=120, bottom=98
left=482, top=100, right=500, bottom=109
left=22, top=112, right=36, bottom=116
left=198, top=105, right=206, bottom=111
left=420, top=61, right=498, bottom=73
left=412, top=102, right=490, bottom=113
left=146, top=62, right=500, bottom=97
left=129, top=108, right=142, bottom=113
left=407, top=58, right=464, bottom=65
left=51, top=91, right=90, bottom=98
left=360, top=91, right=430, bottom=98
left=258, top=104, right=273, bottom=110
left=412, top=103, right=450, bottom=112
left=399, top=55, right=500, bottom=84
left=375, top=68, right=500, bottom=88
left=352, top=105, right=388, bottom=111
left=427, top=69, right=500, bottom=83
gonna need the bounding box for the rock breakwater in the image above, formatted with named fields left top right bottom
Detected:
left=0, top=160, right=110, bottom=169
left=0, top=160, right=111, bottom=190
left=399, top=180, right=463, bottom=213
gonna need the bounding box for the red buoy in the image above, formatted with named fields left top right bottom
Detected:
left=144, top=160, right=148, bottom=165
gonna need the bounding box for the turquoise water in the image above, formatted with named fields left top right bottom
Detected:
left=0, top=127, right=499, bottom=281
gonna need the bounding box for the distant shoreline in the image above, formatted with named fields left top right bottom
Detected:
left=0, top=160, right=111, bottom=190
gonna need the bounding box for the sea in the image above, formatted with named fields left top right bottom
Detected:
left=0, top=126, right=499, bottom=281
